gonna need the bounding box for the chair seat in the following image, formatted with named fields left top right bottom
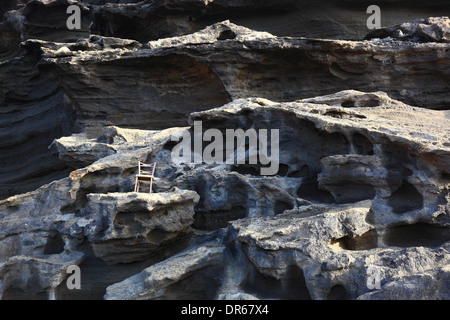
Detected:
left=136, top=174, right=153, bottom=179
left=135, top=162, right=156, bottom=193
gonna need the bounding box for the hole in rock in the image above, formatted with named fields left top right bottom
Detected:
left=254, top=100, right=268, bottom=107
left=74, top=173, right=124, bottom=208
left=385, top=163, right=413, bottom=183
left=382, top=142, right=413, bottom=167
left=4, top=204, right=19, bottom=213
left=294, top=119, right=350, bottom=163
left=238, top=108, right=255, bottom=118
left=164, top=264, right=225, bottom=299
left=230, top=165, right=261, bottom=176
left=175, top=172, right=184, bottom=178
left=43, top=231, right=65, bottom=255
left=217, top=30, right=237, bottom=40
left=387, top=180, right=423, bottom=214
left=341, top=100, right=355, bottom=108
left=114, top=210, right=169, bottom=234
left=323, top=110, right=367, bottom=119
left=365, top=99, right=380, bottom=108
left=327, top=284, right=350, bottom=300
left=320, top=131, right=350, bottom=154
left=60, top=204, right=76, bottom=214
left=193, top=206, right=247, bottom=231
left=330, top=230, right=378, bottom=251
left=96, top=135, right=113, bottom=144
left=274, top=201, right=294, bottom=215
left=323, top=110, right=350, bottom=119
left=383, top=223, right=450, bottom=248
left=56, top=253, right=111, bottom=300
left=242, top=264, right=312, bottom=300
left=353, top=133, right=374, bottom=155
left=2, top=278, right=48, bottom=300
left=74, top=189, right=96, bottom=209
left=333, top=183, right=376, bottom=204
left=230, top=164, right=289, bottom=177
left=288, top=165, right=310, bottom=178
left=54, top=238, right=194, bottom=300
left=277, top=164, right=289, bottom=176
left=297, top=177, right=335, bottom=204
left=163, top=140, right=179, bottom=151
left=441, top=172, right=450, bottom=182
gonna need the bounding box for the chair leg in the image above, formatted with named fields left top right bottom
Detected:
left=149, top=178, right=153, bottom=194
left=134, top=177, right=138, bottom=192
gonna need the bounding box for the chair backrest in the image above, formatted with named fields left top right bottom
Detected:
left=138, top=162, right=156, bottom=175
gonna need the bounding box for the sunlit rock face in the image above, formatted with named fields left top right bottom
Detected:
left=0, top=0, right=449, bottom=300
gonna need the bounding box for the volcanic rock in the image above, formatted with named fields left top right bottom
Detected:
left=1, top=1, right=450, bottom=300
left=2, top=19, right=450, bottom=200
left=50, top=126, right=159, bottom=168
left=1, top=92, right=449, bottom=299
left=84, top=189, right=200, bottom=264
left=366, top=16, right=450, bottom=43
left=104, top=241, right=225, bottom=300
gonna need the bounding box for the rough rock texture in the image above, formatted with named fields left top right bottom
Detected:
left=2, top=17, right=450, bottom=200
left=0, top=253, right=83, bottom=299
left=6, top=0, right=446, bottom=45
left=102, top=94, right=450, bottom=299
left=1, top=92, right=449, bottom=299
left=84, top=189, right=200, bottom=264
left=104, top=242, right=225, bottom=300
left=366, top=16, right=450, bottom=43
left=87, top=0, right=450, bottom=42
left=37, top=20, right=450, bottom=114
left=0, top=42, right=76, bottom=199
left=50, top=126, right=159, bottom=168
left=1, top=0, right=450, bottom=300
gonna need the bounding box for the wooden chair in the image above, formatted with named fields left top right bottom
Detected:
left=134, top=162, right=156, bottom=193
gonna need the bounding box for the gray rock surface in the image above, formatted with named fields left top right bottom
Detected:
left=84, top=189, right=200, bottom=264
left=2, top=17, right=450, bottom=200
left=38, top=20, right=450, bottom=115
left=366, top=16, right=450, bottom=43
left=3, top=1, right=449, bottom=45
left=50, top=126, right=159, bottom=168
left=1, top=0, right=450, bottom=300
left=104, top=242, right=225, bottom=300
left=87, top=0, right=450, bottom=42
left=1, top=92, right=449, bottom=299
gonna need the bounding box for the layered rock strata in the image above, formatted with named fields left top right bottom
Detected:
left=1, top=0, right=450, bottom=301
left=0, top=92, right=449, bottom=299
left=2, top=17, right=450, bottom=199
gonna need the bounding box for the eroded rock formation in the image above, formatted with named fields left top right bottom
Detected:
left=0, top=0, right=449, bottom=300
left=2, top=18, right=450, bottom=199
left=1, top=92, right=449, bottom=299
left=366, top=16, right=450, bottom=42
